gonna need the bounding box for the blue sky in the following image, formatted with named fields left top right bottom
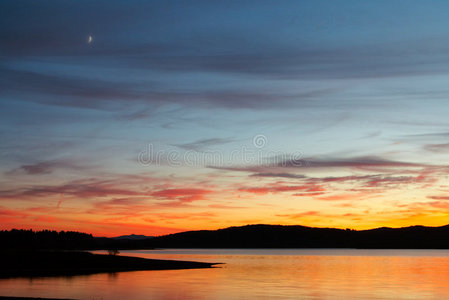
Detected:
left=2, top=1, right=449, bottom=235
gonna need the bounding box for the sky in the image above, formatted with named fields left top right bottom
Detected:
left=2, top=1, right=449, bottom=236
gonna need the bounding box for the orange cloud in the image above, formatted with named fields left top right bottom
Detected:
left=151, top=188, right=212, bottom=202
left=239, top=185, right=325, bottom=195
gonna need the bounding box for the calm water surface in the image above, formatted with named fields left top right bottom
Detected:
left=2, top=249, right=449, bottom=299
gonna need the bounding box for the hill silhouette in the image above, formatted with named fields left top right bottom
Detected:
left=0, top=229, right=150, bottom=250
left=0, top=229, right=96, bottom=250
left=145, top=224, right=449, bottom=249
left=2, top=224, right=449, bottom=249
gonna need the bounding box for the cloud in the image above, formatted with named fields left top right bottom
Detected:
left=404, top=131, right=449, bottom=140
left=89, top=191, right=220, bottom=221
left=400, top=199, right=449, bottom=210
left=142, top=211, right=216, bottom=223
left=5, top=32, right=444, bottom=81
left=0, top=206, right=29, bottom=217
left=207, top=203, right=248, bottom=209
left=275, top=211, right=319, bottom=219
left=225, top=163, right=439, bottom=199
left=19, top=162, right=53, bottom=175
left=250, top=173, right=307, bottom=179
left=424, top=143, right=449, bottom=153
left=6, top=160, right=88, bottom=175
left=361, top=176, right=417, bottom=188
left=0, top=171, right=218, bottom=217
left=307, top=174, right=421, bottom=188
left=33, top=215, right=59, bottom=223
left=210, top=156, right=426, bottom=174
left=210, top=155, right=439, bottom=196
left=423, top=201, right=449, bottom=209
left=278, top=156, right=423, bottom=169
left=316, top=193, right=369, bottom=201
left=293, top=192, right=326, bottom=197
left=151, top=188, right=212, bottom=203
left=0, top=67, right=144, bottom=109
left=0, top=63, right=343, bottom=113
left=93, top=197, right=148, bottom=209
left=174, top=138, right=235, bottom=151
left=427, top=195, right=449, bottom=201
left=0, top=176, right=156, bottom=200
left=239, top=184, right=325, bottom=195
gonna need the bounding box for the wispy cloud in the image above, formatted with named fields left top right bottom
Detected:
left=18, top=162, right=53, bottom=175
left=0, top=175, right=157, bottom=200
left=151, top=188, right=212, bottom=204
left=250, top=173, right=307, bottom=179
left=238, top=184, right=325, bottom=195
left=427, top=195, right=449, bottom=201
left=210, top=155, right=426, bottom=173
left=278, top=156, right=423, bottom=169
left=424, top=143, right=449, bottom=153
left=6, top=160, right=88, bottom=175
left=173, top=138, right=235, bottom=151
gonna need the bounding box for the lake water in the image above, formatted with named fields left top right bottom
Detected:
left=2, top=249, right=449, bottom=299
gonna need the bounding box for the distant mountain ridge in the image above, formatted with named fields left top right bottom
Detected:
left=112, top=234, right=154, bottom=240
left=145, top=224, right=449, bottom=249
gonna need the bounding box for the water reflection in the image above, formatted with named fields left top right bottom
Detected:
left=1, top=249, right=449, bottom=299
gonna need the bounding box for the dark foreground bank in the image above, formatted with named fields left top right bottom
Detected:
left=0, top=250, right=218, bottom=278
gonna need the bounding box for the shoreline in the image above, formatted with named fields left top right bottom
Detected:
left=0, top=250, right=220, bottom=278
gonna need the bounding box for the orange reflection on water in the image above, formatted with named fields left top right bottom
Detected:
left=2, top=249, right=449, bottom=299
